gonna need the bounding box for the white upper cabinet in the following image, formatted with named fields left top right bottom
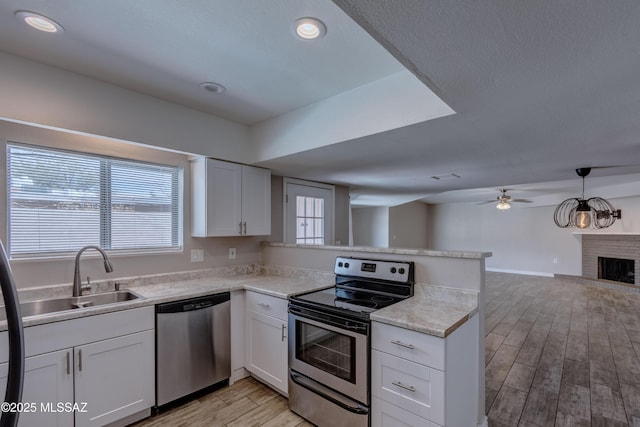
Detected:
left=191, top=158, right=271, bottom=237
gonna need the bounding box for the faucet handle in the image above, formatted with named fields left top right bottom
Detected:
left=81, top=276, right=92, bottom=295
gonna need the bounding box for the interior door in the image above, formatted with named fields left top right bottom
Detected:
left=285, top=182, right=334, bottom=244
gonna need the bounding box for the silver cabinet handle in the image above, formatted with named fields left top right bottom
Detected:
left=392, top=381, right=416, bottom=392
left=391, top=340, right=415, bottom=349
left=66, top=352, right=70, bottom=375
left=281, top=324, right=287, bottom=341
left=243, top=221, right=247, bottom=234
left=239, top=222, right=243, bottom=235
left=257, top=302, right=271, bottom=308
left=78, top=349, right=82, bottom=372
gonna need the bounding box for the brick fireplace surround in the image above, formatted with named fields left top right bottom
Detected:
left=582, top=234, right=640, bottom=286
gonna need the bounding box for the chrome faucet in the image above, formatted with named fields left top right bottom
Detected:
left=73, top=245, right=114, bottom=297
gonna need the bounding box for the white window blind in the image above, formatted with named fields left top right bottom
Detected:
left=7, top=143, right=182, bottom=257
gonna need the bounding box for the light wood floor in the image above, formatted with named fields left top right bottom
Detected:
left=132, top=376, right=313, bottom=427
left=133, top=272, right=640, bottom=426
left=485, top=272, right=640, bottom=426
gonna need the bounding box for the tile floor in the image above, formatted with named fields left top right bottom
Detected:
left=132, top=376, right=313, bottom=427
left=134, top=272, right=640, bottom=426
left=485, top=272, right=640, bottom=426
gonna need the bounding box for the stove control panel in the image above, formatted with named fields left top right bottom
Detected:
left=334, top=256, right=413, bottom=283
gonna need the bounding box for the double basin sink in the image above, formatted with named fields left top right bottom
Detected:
left=0, top=290, right=144, bottom=322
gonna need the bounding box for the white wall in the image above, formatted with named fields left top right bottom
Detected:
left=351, top=206, right=389, bottom=247
left=389, top=201, right=429, bottom=248
left=352, top=201, right=429, bottom=249
left=428, top=195, right=640, bottom=276
left=248, top=70, right=454, bottom=163
left=0, top=121, right=262, bottom=289
left=0, top=52, right=249, bottom=161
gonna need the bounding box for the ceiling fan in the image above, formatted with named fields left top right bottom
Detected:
left=478, top=189, right=532, bottom=210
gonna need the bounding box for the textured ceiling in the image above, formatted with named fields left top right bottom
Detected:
left=2, top=1, right=640, bottom=206
left=257, top=0, right=640, bottom=205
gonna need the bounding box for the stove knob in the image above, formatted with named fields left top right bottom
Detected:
left=390, top=267, right=397, bottom=274
left=338, top=262, right=343, bottom=267
left=344, top=262, right=350, bottom=268
left=398, top=267, right=406, bottom=275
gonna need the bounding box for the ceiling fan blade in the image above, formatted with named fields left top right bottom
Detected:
left=476, top=200, right=497, bottom=205
left=511, top=199, right=533, bottom=203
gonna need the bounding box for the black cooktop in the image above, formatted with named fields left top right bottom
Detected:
left=290, top=286, right=407, bottom=316
left=289, top=256, right=415, bottom=320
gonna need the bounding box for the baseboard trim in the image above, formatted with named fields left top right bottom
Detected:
left=486, top=268, right=554, bottom=277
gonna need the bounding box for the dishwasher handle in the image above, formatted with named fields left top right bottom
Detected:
left=156, top=292, right=230, bottom=313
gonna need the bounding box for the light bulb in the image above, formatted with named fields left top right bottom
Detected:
left=576, top=210, right=591, bottom=229
left=496, top=201, right=511, bottom=210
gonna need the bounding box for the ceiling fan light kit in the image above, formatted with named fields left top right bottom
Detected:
left=496, top=200, right=511, bottom=210
left=478, top=189, right=532, bottom=210
left=553, top=168, right=622, bottom=229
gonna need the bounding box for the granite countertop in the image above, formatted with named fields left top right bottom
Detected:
left=0, top=265, right=334, bottom=331
left=262, top=242, right=492, bottom=259
left=1, top=265, right=478, bottom=338
left=370, top=284, right=479, bottom=338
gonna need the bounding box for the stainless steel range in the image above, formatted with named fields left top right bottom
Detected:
left=288, top=256, right=414, bottom=427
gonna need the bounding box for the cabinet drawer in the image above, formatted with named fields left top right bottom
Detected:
left=372, top=397, right=440, bottom=427
left=245, top=291, right=287, bottom=321
left=372, top=350, right=444, bottom=425
left=372, top=321, right=445, bottom=370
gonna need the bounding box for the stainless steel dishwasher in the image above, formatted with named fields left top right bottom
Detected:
left=156, top=292, right=230, bottom=407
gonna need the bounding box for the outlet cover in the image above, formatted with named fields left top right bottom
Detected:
left=229, top=248, right=236, bottom=260
left=191, top=249, right=204, bottom=263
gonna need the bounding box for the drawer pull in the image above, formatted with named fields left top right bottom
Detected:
left=257, top=302, right=271, bottom=308
left=66, top=352, right=70, bottom=375
left=392, top=381, right=416, bottom=393
left=78, top=349, right=82, bottom=372
left=281, top=324, right=287, bottom=341
left=391, top=340, right=415, bottom=349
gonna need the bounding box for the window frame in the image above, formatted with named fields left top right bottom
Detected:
left=6, top=142, right=184, bottom=259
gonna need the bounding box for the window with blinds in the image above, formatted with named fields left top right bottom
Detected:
left=7, top=143, right=182, bottom=257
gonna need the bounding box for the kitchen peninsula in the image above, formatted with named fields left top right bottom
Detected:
left=0, top=244, right=490, bottom=427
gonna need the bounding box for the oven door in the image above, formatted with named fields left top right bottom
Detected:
left=288, top=304, right=369, bottom=404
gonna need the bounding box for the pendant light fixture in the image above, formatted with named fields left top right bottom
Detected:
left=553, top=168, right=622, bottom=229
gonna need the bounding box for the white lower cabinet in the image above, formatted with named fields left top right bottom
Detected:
left=0, top=307, right=155, bottom=427
left=372, top=397, right=439, bottom=427
left=74, top=330, right=154, bottom=426
left=0, top=349, right=74, bottom=427
left=371, top=315, right=479, bottom=427
left=244, top=291, right=288, bottom=395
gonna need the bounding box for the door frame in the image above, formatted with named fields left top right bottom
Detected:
left=282, top=177, right=335, bottom=245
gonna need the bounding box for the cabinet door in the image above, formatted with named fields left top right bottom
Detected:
left=192, top=158, right=242, bottom=237
left=245, top=310, right=287, bottom=394
left=0, top=349, right=74, bottom=427
left=241, top=165, right=271, bottom=236
left=74, top=330, right=154, bottom=427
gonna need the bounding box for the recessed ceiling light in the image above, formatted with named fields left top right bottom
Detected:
left=16, top=11, right=63, bottom=33
left=199, top=82, right=226, bottom=94
left=293, top=17, right=326, bottom=40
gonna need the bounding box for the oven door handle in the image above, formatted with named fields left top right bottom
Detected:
left=288, top=305, right=368, bottom=335
left=290, top=371, right=369, bottom=415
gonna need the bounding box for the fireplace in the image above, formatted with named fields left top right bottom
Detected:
left=598, top=257, right=635, bottom=284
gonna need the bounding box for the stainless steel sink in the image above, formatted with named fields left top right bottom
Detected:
left=0, top=290, right=144, bottom=321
